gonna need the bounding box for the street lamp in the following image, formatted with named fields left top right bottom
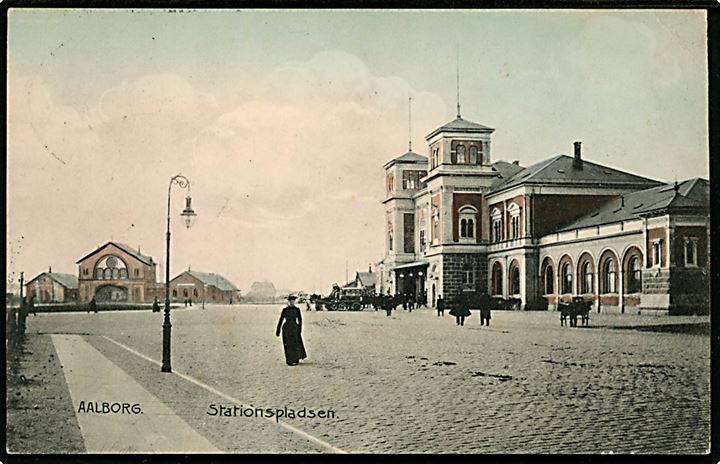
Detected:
left=162, top=174, right=196, bottom=373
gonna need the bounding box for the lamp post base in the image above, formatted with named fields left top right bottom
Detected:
left=161, top=309, right=172, bottom=373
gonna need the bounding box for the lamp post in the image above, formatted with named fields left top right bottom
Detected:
left=161, top=174, right=196, bottom=373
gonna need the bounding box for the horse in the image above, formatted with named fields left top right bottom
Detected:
left=559, top=300, right=591, bottom=327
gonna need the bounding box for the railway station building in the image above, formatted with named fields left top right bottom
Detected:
left=381, top=113, right=709, bottom=315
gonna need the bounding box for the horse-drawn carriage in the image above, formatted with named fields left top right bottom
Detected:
left=558, top=298, right=592, bottom=327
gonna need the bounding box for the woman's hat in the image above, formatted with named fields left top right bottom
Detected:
left=287, top=294, right=298, bottom=301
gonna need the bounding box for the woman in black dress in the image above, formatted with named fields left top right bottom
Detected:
left=449, top=295, right=471, bottom=326
left=275, top=295, right=307, bottom=366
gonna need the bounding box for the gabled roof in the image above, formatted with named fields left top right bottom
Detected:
left=26, top=272, right=78, bottom=289
left=76, top=241, right=154, bottom=266
left=176, top=271, right=239, bottom=292
left=383, top=150, right=428, bottom=169
left=489, top=155, right=662, bottom=195
left=554, top=178, right=709, bottom=232
left=425, top=117, right=495, bottom=140
left=356, top=272, right=376, bottom=287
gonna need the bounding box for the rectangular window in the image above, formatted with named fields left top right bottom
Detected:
left=403, top=213, right=415, bottom=254
left=419, top=230, right=426, bottom=250
left=511, top=216, right=519, bottom=239
left=652, top=241, right=662, bottom=267
left=492, top=220, right=502, bottom=242
left=685, top=239, right=697, bottom=267
left=463, top=270, right=475, bottom=285
left=402, top=170, right=427, bottom=190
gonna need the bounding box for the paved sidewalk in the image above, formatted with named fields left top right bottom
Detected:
left=51, top=334, right=219, bottom=453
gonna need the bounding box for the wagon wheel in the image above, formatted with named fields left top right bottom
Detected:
left=352, top=302, right=361, bottom=311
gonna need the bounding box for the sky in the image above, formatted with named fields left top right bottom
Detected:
left=6, top=9, right=709, bottom=294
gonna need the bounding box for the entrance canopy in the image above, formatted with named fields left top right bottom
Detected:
left=391, top=261, right=429, bottom=272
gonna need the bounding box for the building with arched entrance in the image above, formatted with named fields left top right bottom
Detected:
left=76, top=242, right=159, bottom=303
left=382, top=112, right=709, bottom=315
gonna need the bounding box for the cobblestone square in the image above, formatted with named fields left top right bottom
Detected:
left=20, top=305, right=710, bottom=454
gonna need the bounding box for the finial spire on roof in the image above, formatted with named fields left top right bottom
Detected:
left=456, top=46, right=461, bottom=119
left=408, top=96, right=413, bottom=152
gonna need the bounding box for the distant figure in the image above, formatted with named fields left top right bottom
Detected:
left=184, top=299, right=188, bottom=307
left=28, top=295, right=36, bottom=316
left=436, top=296, right=445, bottom=317
left=306, top=301, right=311, bottom=311
left=189, top=299, right=193, bottom=307
left=275, top=295, right=307, bottom=366
left=383, top=294, right=392, bottom=317
left=152, top=297, right=161, bottom=312
left=88, top=297, right=98, bottom=314
left=478, top=293, right=492, bottom=326
left=449, top=296, right=471, bottom=326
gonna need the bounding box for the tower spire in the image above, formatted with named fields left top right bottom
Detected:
left=456, top=45, right=461, bottom=119
left=408, top=96, right=413, bottom=152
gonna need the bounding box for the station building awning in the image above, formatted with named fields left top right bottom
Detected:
left=390, top=261, right=429, bottom=272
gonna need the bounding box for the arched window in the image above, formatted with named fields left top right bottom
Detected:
left=193, top=288, right=199, bottom=297
left=120, top=268, right=128, bottom=279
left=469, top=146, right=478, bottom=164
left=561, top=263, right=573, bottom=294
left=432, top=209, right=439, bottom=243
left=580, top=261, right=593, bottom=294
left=456, top=145, right=467, bottom=164
left=104, top=268, right=112, bottom=279
left=432, top=148, right=439, bottom=169
left=544, top=264, right=554, bottom=294
left=95, top=268, right=103, bottom=279
left=628, top=256, right=641, bottom=293
left=183, top=288, right=188, bottom=297
left=172, top=289, right=178, bottom=297
left=388, top=229, right=393, bottom=251
left=459, top=206, right=477, bottom=240
left=510, top=265, right=520, bottom=295
left=493, top=263, right=503, bottom=296
left=603, top=259, right=616, bottom=293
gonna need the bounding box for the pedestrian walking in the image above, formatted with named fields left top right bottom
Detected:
left=449, top=295, right=471, bottom=326
left=152, top=297, right=161, bottom=312
left=275, top=294, right=307, bottom=366
left=478, top=293, right=492, bottom=326
left=306, top=301, right=311, bottom=311
left=436, top=296, right=445, bottom=317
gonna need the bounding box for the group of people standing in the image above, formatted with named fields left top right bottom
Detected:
left=437, top=293, right=492, bottom=327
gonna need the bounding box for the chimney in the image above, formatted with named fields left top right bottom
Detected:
left=573, top=141, right=583, bottom=169
left=49, top=266, right=52, bottom=273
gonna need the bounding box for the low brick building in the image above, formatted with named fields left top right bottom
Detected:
left=169, top=270, right=239, bottom=304
left=25, top=269, right=79, bottom=303
left=76, top=242, right=158, bottom=303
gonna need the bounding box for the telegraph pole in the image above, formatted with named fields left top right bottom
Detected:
left=19, top=272, right=24, bottom=303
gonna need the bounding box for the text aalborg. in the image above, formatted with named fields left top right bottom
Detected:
left=207, top=403, right=337, bottom=422
left=77, top=401, right=142, bottom=415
